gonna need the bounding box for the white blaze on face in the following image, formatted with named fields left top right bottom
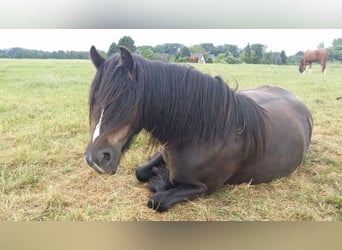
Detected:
left=92, top=108, right=105, bottom=142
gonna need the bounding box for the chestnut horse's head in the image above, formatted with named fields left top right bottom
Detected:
left=299, top=58, right=306, bottom=73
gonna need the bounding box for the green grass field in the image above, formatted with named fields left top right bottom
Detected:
left=1, top=59, right=341, bottom=221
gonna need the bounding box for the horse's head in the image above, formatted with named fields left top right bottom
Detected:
left=298, top=58, right=305, bottom=73
left=84, top=46, right=142, bottom=175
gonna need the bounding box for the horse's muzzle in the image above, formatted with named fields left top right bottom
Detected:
left=84, top=147, right=120, bottom=175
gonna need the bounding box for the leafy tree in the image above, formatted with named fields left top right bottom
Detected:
left=179, top=46, right=191, bottom=57
left=213, top=53, right=227, bottom=64
left=118, top=36, right=136, bottom=52
left=140, top=49, right=157, bottom=60
left=272, top=52, right=282, bottom=65
left=329, top=38, right=342, bottom=61
left=251, top=43, right=266, bottom=64
left=206, top=57, right=213, bottom=63
left=153, top=43, right=184, bottom=55
left=240, top=43, right=252, bottom=63
left=332, top=38, right=342, bottom=47
left=108, top=42, right=119, bottom=56
left=0, top=50, right=7, bottom=58
left=238, top=43, right=267, bottom=64
left=262, top=51, right=273, bottom=64
left=279, top=50, right=287, bottom=65
left=223, top=44, right=240, bottom=58
left=225, top=55, right=241, bottom=64
left=286, top=51, right=303, bottom=65
left=296, top=51, right=304, bottom=57
left=200, top=43, right=217, bottom=55
left=189, top=44, right=205, bottom=54
left=215, top=45, right=225, bottom=55
left=136, top=45, right=153, bottom=54
left=245, top=43, right=252, bottom=63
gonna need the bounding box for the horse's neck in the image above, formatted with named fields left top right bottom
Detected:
left=140, top=65, right=235, bottom=146
left=301, top=58, right=306, bottom=65
left=141, top=66, right=178, bottom=133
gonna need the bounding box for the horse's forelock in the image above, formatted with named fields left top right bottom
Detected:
left=89, top=54, right=137, bottom=130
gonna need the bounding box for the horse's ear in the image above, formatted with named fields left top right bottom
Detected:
left=119, top=46, right=136, bottom=78
left=90, top=46, right=105, bottom=69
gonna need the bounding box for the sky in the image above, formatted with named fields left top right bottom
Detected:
left=1, top=29, right=342, bottom=56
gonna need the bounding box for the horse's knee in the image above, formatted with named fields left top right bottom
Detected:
left=136, top=152, right=164, bottom=182
left=145, top=164, right=171, bottom=192
left=136, top=164, right=154, bottom=182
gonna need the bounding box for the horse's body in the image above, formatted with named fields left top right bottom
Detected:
left=85, top=46, right=313, bottom=212
left=188, top=55, right=199, bottom=63
left=299, top=48, right=328, bottom=74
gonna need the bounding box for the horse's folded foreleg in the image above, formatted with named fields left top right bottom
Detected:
left=147, top=183, right=208, bottom=212
left=145, top=163, right=172, bottom=193
left=136, top=152, right=164, bottom=182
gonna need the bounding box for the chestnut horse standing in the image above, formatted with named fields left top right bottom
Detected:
left=188, top=55, right=199, bottom=63
left=299, top=48, right=328, bottom=74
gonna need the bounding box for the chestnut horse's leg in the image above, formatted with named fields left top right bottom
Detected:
left=322, top=61, right=327, bottom=75
left=136, top=152, right=164, bottom=182
left=147, top=183, right=208, bottom=212
left=309, top=63, right=312, bottom=74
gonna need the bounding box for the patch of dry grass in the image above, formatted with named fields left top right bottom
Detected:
left=0, top=59, right=341, bottom=220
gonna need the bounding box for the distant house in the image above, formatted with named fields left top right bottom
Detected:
left=189, top=53, right=206, bottom=64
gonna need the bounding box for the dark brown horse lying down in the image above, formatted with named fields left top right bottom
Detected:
left=85, top=46, right=313, bottom=212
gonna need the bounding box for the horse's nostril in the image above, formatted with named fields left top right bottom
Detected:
left=97, top=150, right=112, bottom=166
left=103, top=152, right=110, bottom=163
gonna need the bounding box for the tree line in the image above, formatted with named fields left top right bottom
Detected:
left=2, top=36, right=342, bottom=64
left=107, top=36, right=293, bottom=64
left=107, top=36, right=342, bottom=65
left=0, top=47, right=89, bottom=59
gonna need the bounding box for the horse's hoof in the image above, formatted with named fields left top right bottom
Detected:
left=147, top=195, right=169, bottom=212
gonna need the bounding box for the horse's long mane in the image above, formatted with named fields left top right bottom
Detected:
left=90, top=53, right=269, bottom=160
left=134, top=55, right=269, bottom=159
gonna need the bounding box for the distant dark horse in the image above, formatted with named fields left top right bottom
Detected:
left=299, top=48, right=328, bottom=74
left=85, top=46, right=313, bottom=212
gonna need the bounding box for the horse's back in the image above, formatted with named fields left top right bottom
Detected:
left=240, top=85, right=297, bottom=105
left=229, top=86, right=313, bottom=184
left=304, top=48, right=328, bottom=62
left=242, top=85, right=312, bottom=150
